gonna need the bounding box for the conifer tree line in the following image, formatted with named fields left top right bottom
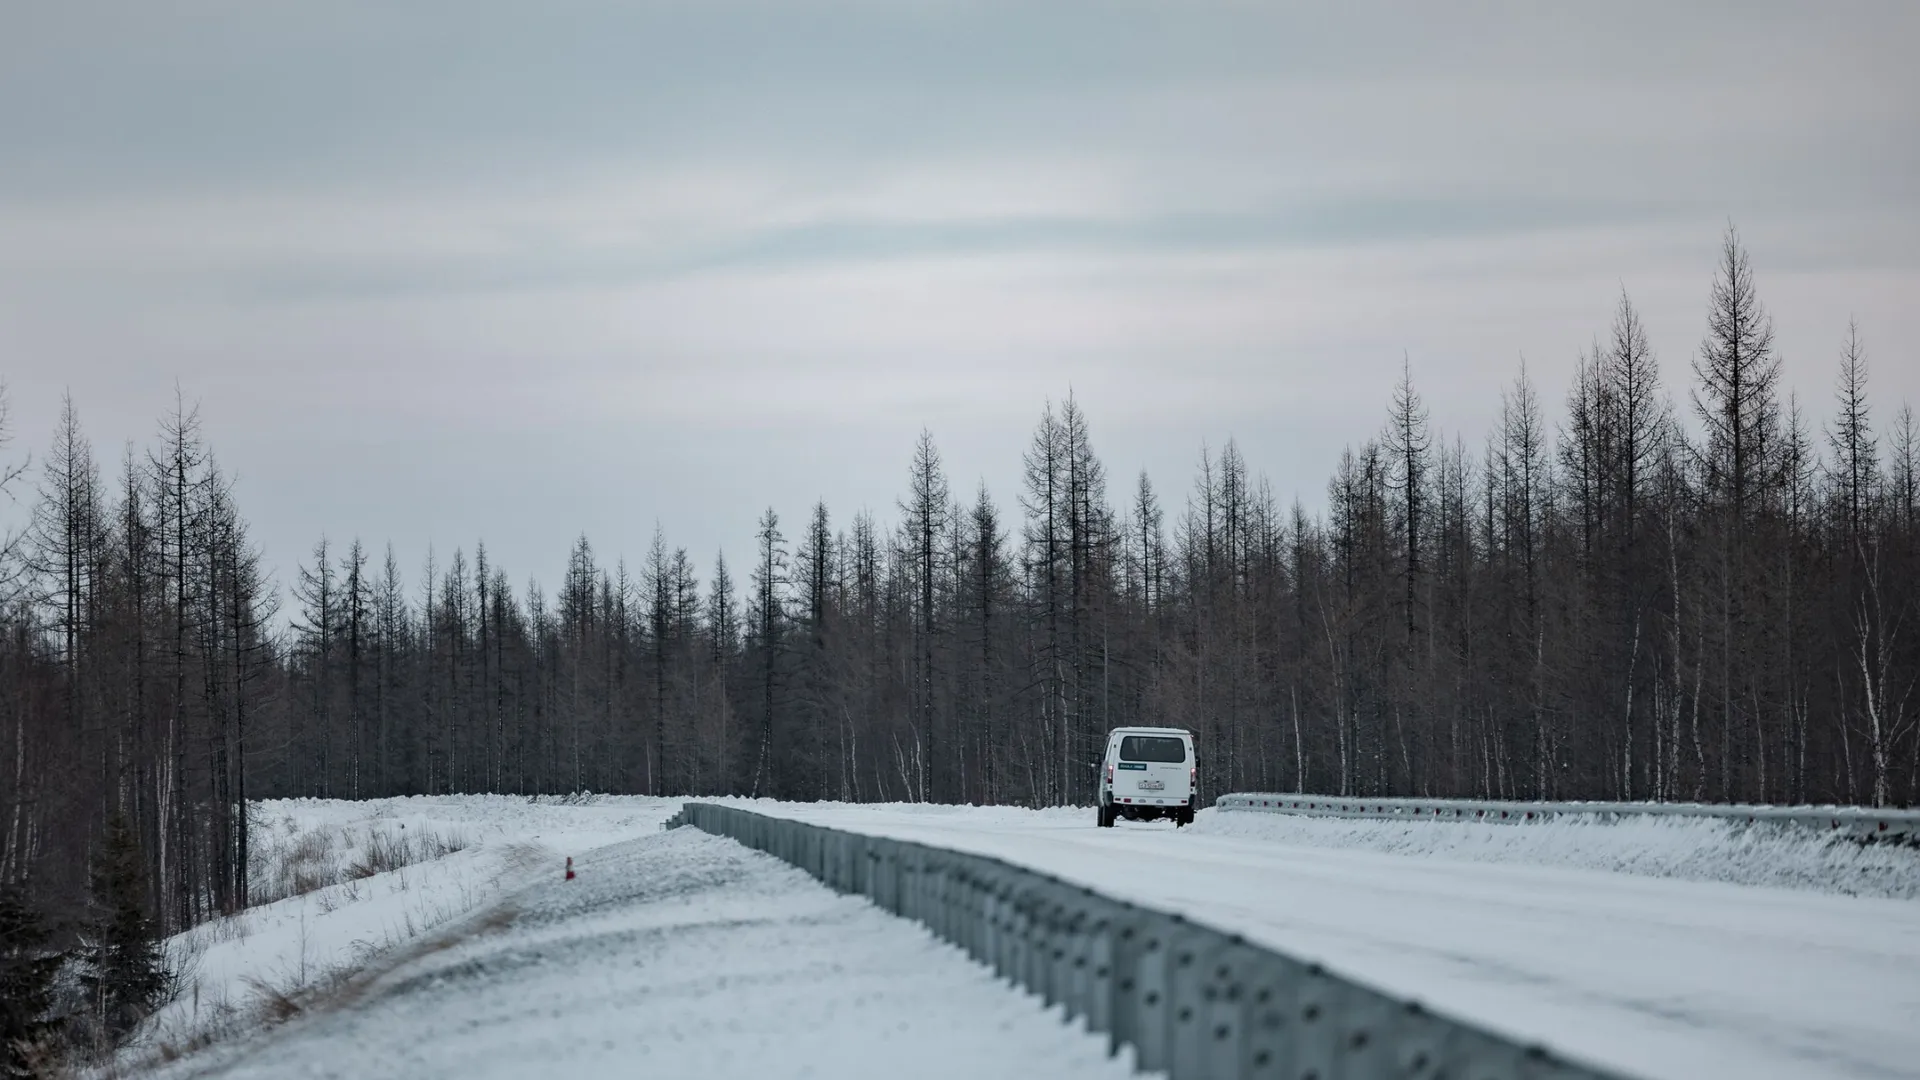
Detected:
left=2, top=226, right=1917, bottom=938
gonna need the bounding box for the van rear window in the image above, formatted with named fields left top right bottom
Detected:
left=1119, top=735, right=1187, bottom=763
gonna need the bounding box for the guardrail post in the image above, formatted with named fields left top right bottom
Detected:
left=974, top=863, right=997, bottom=966
left=1129, top=914, right=1180, bottom=1073
left=928, top=849, right=944, bottom=938
left=936, top=853, right=956, bottom=945
left=1006, top=880, right=1021, bottom=980
left=1167, top=930, right=1248, bottom=1080
left=915, top=848, right=932, bottom=931
left=1166, top=927, right=1218, bottom=1077
left=1052, top=880, right=1082, bottom=1006
left=1008, top=887, right=1031, bottom=992
left=915, top=847, right=928, bottom=924
left=918, top=848, right=934, bottom=927
left=955, top=859, right=970, bottom=951
left=1289, top=963, right=1344, bottom=1079
left=900, top=847, right=917, bottom=920
left=1108, top=909, right=1150, bottom=1059
left=929, top=850, right=945, bottom=943
left=984, top=878, right=1005, bottom=979
left=1002, top=884, right=1021, bottom=984
left=1151, top=916, right=1223, bottom=1079
left=1239, top=954, right=1299, bottom=1079
left=922, top=848, right=937, bottom=928
left=1083, top=903, right=1120, bottom=1039
left=1028, top=888, right=1053, bottom=1001
left=1330, top=975, right=1397, bottom=1079
left=1060, top=897, right=1096, bottom=1024
left=980, top=875, right=1001, bottom=974
left=950, top=857, right=968, bottom=949
left=1198, top=938, right=1261, bottom=1080
left=1028, top=887, right=1051, bottom=997
left=897, top=846, right=913, bottom=919
left=1029, top=887, right=1051, bottom=1003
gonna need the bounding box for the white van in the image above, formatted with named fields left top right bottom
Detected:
left=1097, top=726, right=1196, bottom=827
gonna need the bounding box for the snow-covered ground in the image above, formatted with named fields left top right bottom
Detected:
left=132, top=796, right=1920, bottom=1080
left=139, top=796, right=680, bottom=1067
left=741, top=801, right=1920, bottom=1080
left=1193, top=805, right=1920, bottom=899
left=144, top=817, right=1142, bottom=1080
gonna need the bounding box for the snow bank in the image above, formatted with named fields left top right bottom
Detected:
left=130, top=796, right=679, bottom=1069
left=1193, top=805, right=1920, bottom=899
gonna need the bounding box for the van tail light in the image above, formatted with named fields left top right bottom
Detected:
left=1190, top=766, right=1196, bottom=788
left=1107, top=764, right=1114, bottom=785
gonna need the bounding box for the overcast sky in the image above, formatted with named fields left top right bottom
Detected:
left=4, top=1, right=1917, bottom=596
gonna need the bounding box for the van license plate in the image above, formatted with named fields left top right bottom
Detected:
left=1141, top=779, right=1164, bottom=790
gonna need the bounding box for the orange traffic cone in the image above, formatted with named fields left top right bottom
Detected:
left=565, top=856, right=576, bottom=882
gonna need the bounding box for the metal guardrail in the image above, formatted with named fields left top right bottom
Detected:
left=1214, top=793, right=1920, bottom=838
left=667, top=801, right=1629, bottom=1080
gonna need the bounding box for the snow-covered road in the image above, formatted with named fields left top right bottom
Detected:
left=167, top=825, right=1142, bottom=1080
left=745, top=803, right=1920, bottom=1080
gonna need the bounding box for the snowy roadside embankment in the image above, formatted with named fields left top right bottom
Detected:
left=1193, top=804, right=1920, bottom=899
left=146, top=824, right=1146, bottom=1080
left=130, top=796, right=678, bottom=1070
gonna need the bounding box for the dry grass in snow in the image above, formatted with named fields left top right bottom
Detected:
left=114, top=795, right=679, bottom=1076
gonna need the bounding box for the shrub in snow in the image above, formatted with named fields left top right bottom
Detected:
left=251, top=819, right=470, bottom=903
left=79, top=814, right=172, bottom=1044
left=0, top=883, right=64, bottom=1078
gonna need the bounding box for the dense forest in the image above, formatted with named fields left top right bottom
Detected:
left=2, top=228, right=1916, bottom=938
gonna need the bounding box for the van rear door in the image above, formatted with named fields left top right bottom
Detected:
left=1113, top=734, right=1190, bottom=803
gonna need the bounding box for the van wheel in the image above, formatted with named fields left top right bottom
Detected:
left=1097, top=802, right=1115, bottom=828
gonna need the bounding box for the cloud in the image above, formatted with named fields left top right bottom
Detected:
left=2, top=0, right=1917, bottom=591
